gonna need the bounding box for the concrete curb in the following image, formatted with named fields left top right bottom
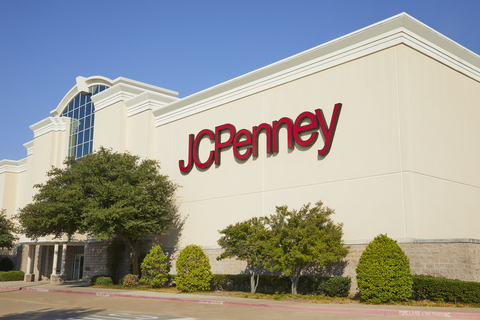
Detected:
left=1, top=286, right=479, bottom=319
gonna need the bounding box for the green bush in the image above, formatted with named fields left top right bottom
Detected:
left=318, top=276, right=351, bottom=297
left=123, top=274, right=139, bottom=287
left=140, top=245, right=170, bottom=288
left=211, top=274, right=350, bottom=296
left=0, top=257, right=14, bottom=271
left=90, top=274, right=110, bottom=286
left=412, top=275, right=480, bottom=304
left=0, top=271, right=24, bottom=281
left=176, top=245, right=212, bottom=292
left=356, top=234, right=413, bottom=303
left=95, top=276, right=113, bottom=286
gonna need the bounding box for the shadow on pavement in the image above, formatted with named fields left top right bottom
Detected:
left=0, top=306, right=106, bottom=320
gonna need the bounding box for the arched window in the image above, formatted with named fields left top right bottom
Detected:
left=61, top=85, right=108, bottom=159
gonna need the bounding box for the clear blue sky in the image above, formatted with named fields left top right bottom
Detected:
left=1, top=0, right=479, bottom=161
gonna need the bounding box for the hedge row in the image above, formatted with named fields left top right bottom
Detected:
left=211, top=274, right=351, bottom=296
left=412, top=275, right=480, bottom=304
left=0, top=271, right=25, bottom=281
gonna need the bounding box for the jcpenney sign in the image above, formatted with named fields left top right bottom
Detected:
left=179, top=103, right=342, bottom=173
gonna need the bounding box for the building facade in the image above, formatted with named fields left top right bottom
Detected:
left=1, top=13, right=479, bottom=287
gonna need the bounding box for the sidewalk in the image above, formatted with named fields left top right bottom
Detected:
left=1, top=281, right=479, bottom=319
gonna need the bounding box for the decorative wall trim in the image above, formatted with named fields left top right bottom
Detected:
left=152, top=13, right=480, bottom=127
left=344, top=238, right=480, bottom=245
left=29, top=117, right=69, bottom=139
left=0, top=158, right=27, bottom=174
left=92, top=83, right=180, bottom=116
left=23, top=140, right=34, bottom=156
left=125, top=91, right=178, bottom=117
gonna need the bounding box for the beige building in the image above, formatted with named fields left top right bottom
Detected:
left=1, top=13, right=479, bottom=286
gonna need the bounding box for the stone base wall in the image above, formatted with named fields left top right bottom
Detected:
left=17, top=239, right=478, bottom=292
left=339, top=242, right=480, bottom=293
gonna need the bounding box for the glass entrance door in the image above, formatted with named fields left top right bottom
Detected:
left=72, top=246, right=84, bottom=280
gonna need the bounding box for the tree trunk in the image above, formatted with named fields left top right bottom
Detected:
left=250, top=270, right=260, bottom=294
left=290, top=265, right=303, bottom=295
left=291, top=275, right=300, bottom=295
left=125, top=238, right=140, bottom=275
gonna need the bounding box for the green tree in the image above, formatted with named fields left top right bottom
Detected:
left=356, top=234, right=413, bottom=303
left=266, top=201, right=349, bottom=295
left=217, top=217, right=270, bottom=293
left=16, top=147, right=179, bottom=275
left=176, top=244, right=212, bottom=292
left=0, top=209, right=17, bottom=250
left=140, top=245, right=170, bottom=288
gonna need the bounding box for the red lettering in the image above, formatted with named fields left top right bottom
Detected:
left=293, top=111, right=318, bottom=146
left=233, top=129, right=252, bottom=160
left=272, top=117, right=294, bottom=152
left=215, top=124, right=236, bottom=165
left=252, top=123, right=272, bottom=157
left=193, top=129, right=215, bottom=169
left=179, top=134, right=194, bottom=173
left=315, top=103, right=342, bottom=156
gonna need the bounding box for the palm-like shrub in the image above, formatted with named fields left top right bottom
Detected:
left=176, top=244, right=212, bottom=292
left=356, top=234, right=413, bottom=303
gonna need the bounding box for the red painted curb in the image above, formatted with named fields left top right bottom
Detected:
left=1, top=286, right=479, bottom=319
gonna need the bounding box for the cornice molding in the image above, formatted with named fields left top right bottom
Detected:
left=23, top=140, right=34, bottom=156
left=29, top=117, right=69, bottom=139
left=153, top=13, right=480, bottom=127
left=91, top=83, right=141, bottom=112
left=92, top=83, right=180, bottom=116
left=124, top=91, right=179, bottom=117
left=0, top=158, right=27, bottom=174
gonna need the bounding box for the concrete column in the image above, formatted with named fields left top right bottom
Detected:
left=33, top=245, right=42, bottom=281
left=52, top=244, right=59, bottom=275
left=26, top=245, right=34, bottom=274
left=24, top=245, right=35, bottom=282
left=60, top=244, right=67, bottom=276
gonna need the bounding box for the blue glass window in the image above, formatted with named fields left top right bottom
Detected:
left=61, top=85, right=108, bottom=159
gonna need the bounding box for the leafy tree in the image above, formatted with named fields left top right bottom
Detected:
left=176, top=244, right=212, bottom=292
left=140, top=245, right=170, bottom=288
left=266, top=201, right=349, bottom=295
left=16, top=147, right=179, bottom=275
left=356, top=234, right=413, bottom=303
left=0, top=209, right=17, bottom=250
left=217, top=217, right=270, bottom=293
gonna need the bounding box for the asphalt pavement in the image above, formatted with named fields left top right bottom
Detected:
left=0, top=280, right=479, bottom=319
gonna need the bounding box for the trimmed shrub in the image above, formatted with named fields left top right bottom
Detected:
left=211, top=274, right=351, bottom=296
left=356, top=234, right=413, bottom=303
left=95, top=276, right=113, bottom=286
left=0, top=257, right=14, bottom=271
left=140, top=245, right=170, bottom=288
left=123, top=274, right=139, bottom=287
left=176, top=245, right=212, bottom=292
left=318, top=276, right=351, bottom=297
left=90, top=274, right=110, bottom=286
left=412, top=275, right=480, bottom=304
left=0, top=271, right=24, bottom=281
